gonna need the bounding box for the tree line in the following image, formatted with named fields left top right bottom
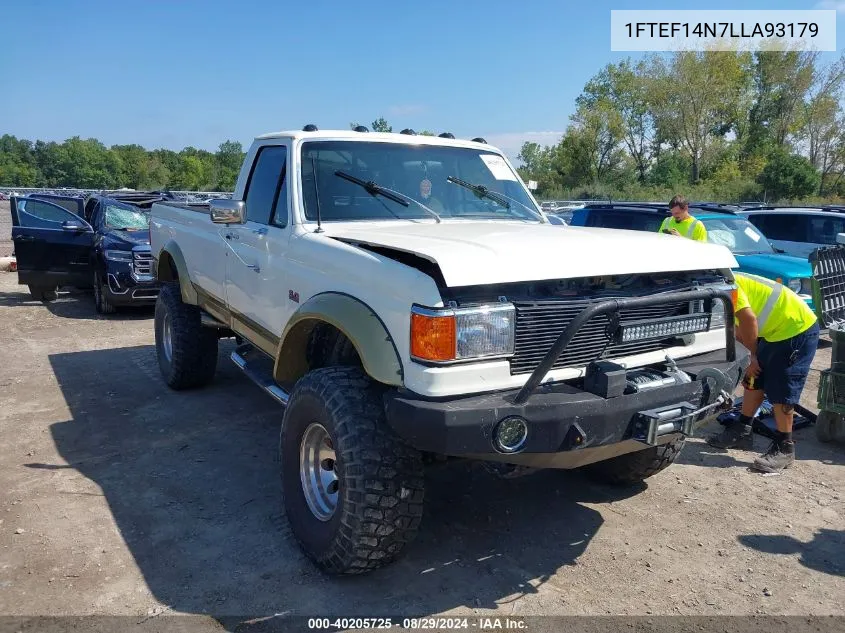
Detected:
left=6, top=50, right=845, bottom=203
left=0, top=118, right=438, bottom=191
left=517, top=49, right=845, bottom=203
left=0, top=136, right=245, bottom=191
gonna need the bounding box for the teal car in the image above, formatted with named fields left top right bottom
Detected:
left=696, top=212, right=814, bottom=308
left=569, top=205, right=814, bottom=308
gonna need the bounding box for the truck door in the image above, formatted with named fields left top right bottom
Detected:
left=10, top=196, right=94, bottom=290
left=223, top=143, right=292, bottom=355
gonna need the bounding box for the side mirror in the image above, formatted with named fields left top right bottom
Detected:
left=836, top=232, right=845, bottom=245
left=210, top=199, right=246, bottom=224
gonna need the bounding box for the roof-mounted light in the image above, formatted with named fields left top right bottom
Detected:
left=302, top=124, right=318, bottom=132
left=353, top=125, right=369, bottom=132
left=438, top=132, right=455, bottom=139
left=471, top=137, right=487, bottom=144
left=400, top=128, right=417, bottom=135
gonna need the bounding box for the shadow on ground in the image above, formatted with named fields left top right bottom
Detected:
left=679, top=423, right=845, bottom=470
left=0, top=285, right=152, bottom=320
left=33, top=344, right=648, bottom=618
left=738, top=530, right=845, bottom=577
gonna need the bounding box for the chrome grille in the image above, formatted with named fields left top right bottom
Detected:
left=132, top=251, right=153, bottom=277
left=510, top=298, right=693, bottom=375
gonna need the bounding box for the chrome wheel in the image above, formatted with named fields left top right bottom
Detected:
left=162, top=312, right=173, bottom=362
left=299, top=423, right=339, bottom=521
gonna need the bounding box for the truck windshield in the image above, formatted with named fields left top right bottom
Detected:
left=104, top=204, right=150, bottom=230
left=300, top=141, right=541, bottom=223
left=703, top=217, right=776, bottom=255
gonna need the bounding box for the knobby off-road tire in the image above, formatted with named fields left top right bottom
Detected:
left=154, top=283, right=218, bottom=390
left=280, top=367, right=424, bottom=575
left=28, top=284, right=56, bottom=301
left=583, top=438, right=686, bottom=485
left=93, top=272, right=116, bottom=315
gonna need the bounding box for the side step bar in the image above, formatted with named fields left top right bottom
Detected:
left=231, top=343, right=290, bottom=405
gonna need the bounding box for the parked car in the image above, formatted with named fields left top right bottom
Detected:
left=741, top=207, right=845, bottom=260
left=569, top=204, right=814, bottom=306
left=150, top=127, right=744, bottom=575
left=9, top=191, right=162, bottom=312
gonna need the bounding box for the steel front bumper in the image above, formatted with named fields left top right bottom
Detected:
left=384, top=288, right=747, bottom=469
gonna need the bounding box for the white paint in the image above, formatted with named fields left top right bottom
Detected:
left=152, top=131, right=737, bottom=398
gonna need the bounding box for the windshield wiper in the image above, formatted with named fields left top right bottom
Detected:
left=446, top=176, right=544, bottom=222
left=334, top=170, right=441, bottom=223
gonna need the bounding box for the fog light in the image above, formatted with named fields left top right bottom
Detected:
left=494, top=416, right=528, bottom=453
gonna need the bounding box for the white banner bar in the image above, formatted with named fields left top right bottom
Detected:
left=611, top=10, right=836, bottom=51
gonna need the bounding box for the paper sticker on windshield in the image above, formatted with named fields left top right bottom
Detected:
left=744, top=226, right=761, bottom=242
left=479, top=154, right=517, bottom=181
left=420, top=178, right=432, bottom=199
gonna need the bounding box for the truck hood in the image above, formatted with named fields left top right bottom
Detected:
left=734, top=252, right=811, bottom=280
left=325, top=222, right=738, bottom=287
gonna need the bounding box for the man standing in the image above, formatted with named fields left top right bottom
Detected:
left=708, top=273, right=820, bottom=473
left=658, top=195, right=707, bottom=242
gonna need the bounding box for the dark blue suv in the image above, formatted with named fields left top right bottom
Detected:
left=10, top=191, right=166, bottom=313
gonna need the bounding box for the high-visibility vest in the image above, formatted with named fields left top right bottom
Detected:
left=660, top=216, right=703, bottom=238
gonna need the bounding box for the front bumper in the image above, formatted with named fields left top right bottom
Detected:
left=385, top=288, right=746, bottom=469
left=385, top=348, right=747, bottom=468
left=104, top=268, right=159, bottom=305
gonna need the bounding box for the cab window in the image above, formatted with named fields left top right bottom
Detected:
left=748, top=214, right=809, bottom=242
left=244, top=145, right=288, bottom=226
left=809, top=216, right=845, bottom=245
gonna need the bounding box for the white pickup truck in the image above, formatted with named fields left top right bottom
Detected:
left=150, top=127, right=747, bottom=574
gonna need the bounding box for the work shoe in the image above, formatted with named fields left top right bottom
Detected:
left=752, top=440, right=795, bottom=473
left=707, top=421, right=754, bottom=450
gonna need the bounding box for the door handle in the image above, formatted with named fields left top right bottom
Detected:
left=252, top=227, right=268, bottom=236
left=14, top=235, right=36, bottom=242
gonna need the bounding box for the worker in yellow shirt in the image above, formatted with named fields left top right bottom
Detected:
left=657, top=195, right=707, bottom=242
left=708, top=273, right=819, bottom=473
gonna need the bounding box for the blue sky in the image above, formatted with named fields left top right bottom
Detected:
left=2, top=0, right=844, bottom=159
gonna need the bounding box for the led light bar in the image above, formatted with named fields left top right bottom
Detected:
left=617, top=314, right=711, bottom=343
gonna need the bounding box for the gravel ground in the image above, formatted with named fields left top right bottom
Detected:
left=0, top=271, right=842, bottom=623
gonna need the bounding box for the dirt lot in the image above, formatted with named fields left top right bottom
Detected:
left=0, top=270, right=843, bottom=622
left=1, top=201, right=13, bottom=257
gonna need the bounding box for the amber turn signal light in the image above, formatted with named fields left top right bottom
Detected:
left=410, top=311, right=456, bottom=362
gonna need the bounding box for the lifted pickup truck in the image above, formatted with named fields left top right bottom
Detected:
left=150, top=127, right=748, bottom=574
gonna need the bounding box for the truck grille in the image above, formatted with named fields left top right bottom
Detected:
left=132, top=251, right=153, bottom=277
left=510, top=298, right=693, bottom=375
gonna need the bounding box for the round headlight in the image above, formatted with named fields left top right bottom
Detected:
left=787, top=278, right=802, bottom=293
left=494, top=417, right=528, bottom=453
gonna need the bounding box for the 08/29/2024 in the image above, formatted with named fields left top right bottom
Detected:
left=308, top=617, right=472, bottom=630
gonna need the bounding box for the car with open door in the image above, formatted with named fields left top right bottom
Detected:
left=9, top=192, right=161, bottom=312
left=10, top=195, right=94, bottom=300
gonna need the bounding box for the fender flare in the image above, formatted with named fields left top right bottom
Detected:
left=155, top=240, right=198, bottom=305
left=274, top=292, right=403, bottom=387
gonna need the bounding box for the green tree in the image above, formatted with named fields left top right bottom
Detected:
left=581, top=59, right=655, bottom=182
left=757, top=151, right=820, bottom=200
left=215, top=140, right=244, bottom=190
left=745, top=49, right=817, bottom=157
left=371, top=117, right=392, bottom=132
left=652, top=50, right=752, bottom=183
